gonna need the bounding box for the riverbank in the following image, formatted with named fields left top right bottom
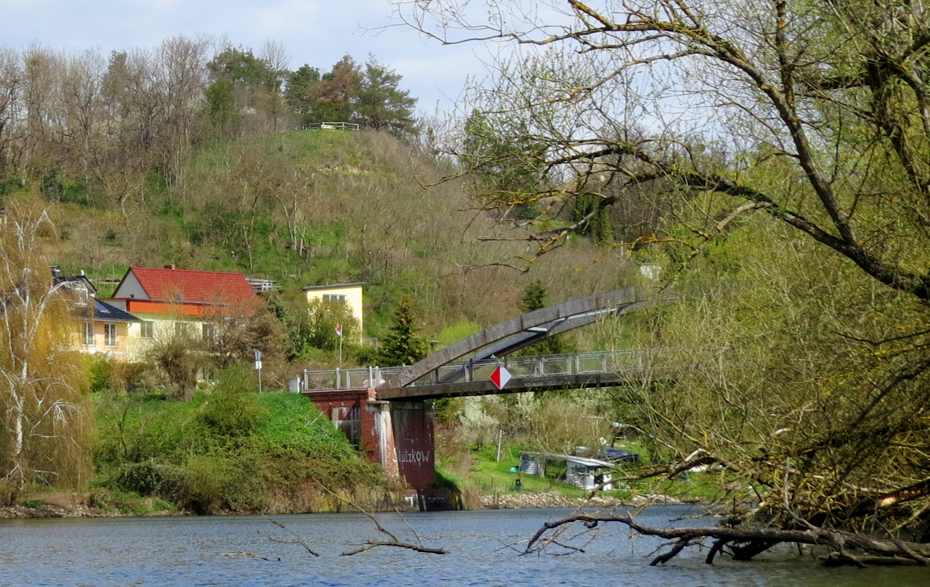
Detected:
left=481, top=491, right=685, bottom=509
left=0, top=491, right=188, bottom=519
left=1, top=489, right=690, bottom=519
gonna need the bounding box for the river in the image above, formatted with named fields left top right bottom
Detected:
left=0, top=506, right=926, bottom=586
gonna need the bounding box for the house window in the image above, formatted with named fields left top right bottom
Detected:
left=140, top=321, right=154, bottom=338
left=74, top=285, right=89, bottom=307
left=175, top=322, right=189, bottom=337
left=202, top=323, right=216, bottom=342
left=323, top=294, right=347, bottom=304
left=104, top=323, right=118, bottom=347
left=82, top=323, right=94, bottom=346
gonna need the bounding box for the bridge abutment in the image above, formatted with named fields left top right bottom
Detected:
left=303, top=389, right=435, bottom=492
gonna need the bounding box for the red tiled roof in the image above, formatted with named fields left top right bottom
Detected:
left=126, top=267, right=258, bottom=306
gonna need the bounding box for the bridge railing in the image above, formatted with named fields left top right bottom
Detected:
left=427, top=350, right=658, bottom=383
left=301, top=349, right=665, bottom=391
left=303, top=365, right=405, bottom=391
left=301, top=121, right=360, bottom=131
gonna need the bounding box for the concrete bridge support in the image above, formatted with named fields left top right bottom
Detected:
left=302, top=389, right=435, bottom=492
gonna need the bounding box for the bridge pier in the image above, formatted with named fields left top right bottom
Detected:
left=302, top=389, right=435, bottom=493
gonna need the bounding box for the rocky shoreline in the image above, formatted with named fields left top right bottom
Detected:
left=0, top=503, right=106, bottom=519
left=1, top=491, right=686, bottom=519
left=480, top=491, right=683, bottom=510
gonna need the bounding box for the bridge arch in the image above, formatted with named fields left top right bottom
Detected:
left=380, top=286, right=670, bottom=392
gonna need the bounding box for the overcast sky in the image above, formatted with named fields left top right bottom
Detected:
left=0, top=0, right=492, bottom=117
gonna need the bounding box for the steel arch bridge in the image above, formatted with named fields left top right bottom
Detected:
left=301, top=287, right=673, bottom=496
left=377, top=286, right=671, bottom=398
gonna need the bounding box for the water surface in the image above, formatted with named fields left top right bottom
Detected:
left=1, top=507, right=926, bottom=586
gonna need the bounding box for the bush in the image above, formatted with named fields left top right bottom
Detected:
left=199, top=365, right=262, bottom=438
left=113, top=460, right=193, bottom=504
left=111, top=361, right=157, bottom=392
left=86, top=355, right=112, bottom=393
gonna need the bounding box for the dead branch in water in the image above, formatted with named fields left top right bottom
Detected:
left=261, top=516, right=320, bottom=556
left=314, top=485, right=447, bottom=556
left=525, top=512, right=930, bottom=566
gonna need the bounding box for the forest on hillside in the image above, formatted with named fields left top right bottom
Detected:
left=0, top=36, right=642, bottom=514
left=0, top=37, right=638, bottom=336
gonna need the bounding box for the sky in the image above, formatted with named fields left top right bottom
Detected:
left=0, top=0, right=494, bottom=117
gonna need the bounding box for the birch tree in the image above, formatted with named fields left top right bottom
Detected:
left=0, top=199, right=91, bottom=497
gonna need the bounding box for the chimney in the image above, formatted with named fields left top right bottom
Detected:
left=165, top=265, right=176, bottom=270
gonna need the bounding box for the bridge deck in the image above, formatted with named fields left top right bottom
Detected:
left=301, top=350, right=671, bottom=399
left=376, top=369, right=662, bottom=400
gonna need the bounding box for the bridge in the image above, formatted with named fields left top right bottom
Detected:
left=303, top=349, right=666, bottom=399
left=299, top=287, right=672, bottom=496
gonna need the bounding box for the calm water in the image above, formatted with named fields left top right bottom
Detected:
left=0, top=506, right=926, bottom=586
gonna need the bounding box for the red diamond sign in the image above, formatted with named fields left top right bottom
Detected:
left=490, top=365, right=511, bottom=390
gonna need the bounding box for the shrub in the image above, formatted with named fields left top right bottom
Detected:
left=199, top=365, right=262, bottom=438
left=111, top=361, right=157, bottom=392
left=86, top=355, right=112, bottom=393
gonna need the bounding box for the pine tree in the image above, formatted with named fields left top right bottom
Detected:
left=520, top=281, right=547, bottom=313
left=518, top=281, right=571, bottom=355
left=375, top=298, right=427, bottom=366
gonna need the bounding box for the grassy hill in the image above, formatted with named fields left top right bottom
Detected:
left=47, top=128, right=640, bottom=351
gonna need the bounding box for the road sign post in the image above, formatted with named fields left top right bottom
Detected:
left=254, top=349, right=263, bottom=393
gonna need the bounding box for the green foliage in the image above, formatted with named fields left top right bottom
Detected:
left=86, top=355, right=113, bottom=393
left=353, top=56, right=417, bottom=135
left=572, top=194, right=613, bottom=244
left=94, top=390, right=384, bottom=514
left=286, top=64, right=323, bottom=126
left=433, top=318, right=481, bottom=348
left=87, top=486, right=179, bottom=515
left=268, top=291, right=360, bottom=359
left=519, top=281, right=547, bottom=312
left=203, top=78, right=240, bottom=137
left=41, top=169, right=63, bottom=202
left=199, top=366, right=261, bottom=438
left=305, top=298, right=360, bottom=351
left=374, top=298, right=428, bottom=366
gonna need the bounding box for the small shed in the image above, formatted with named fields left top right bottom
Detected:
left=520, top=451, right=614, bottom=490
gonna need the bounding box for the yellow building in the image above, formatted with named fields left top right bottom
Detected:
left=73, top=299, right=140, bottom=361
left=303, top=282, right=364, bottom=337
left=55, top=270, right=139, bottom=361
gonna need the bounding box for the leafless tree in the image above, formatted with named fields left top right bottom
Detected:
left=393, top=0, right=930, bottom=564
